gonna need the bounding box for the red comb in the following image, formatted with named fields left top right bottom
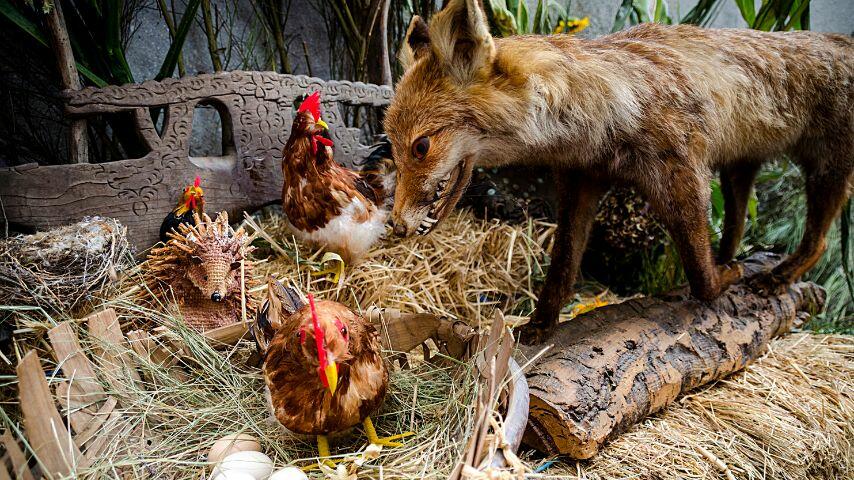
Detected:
left=194, top=176, right=201, bottom=188
left=298, top=91, right=322, bottom=122
left=307, top=294, right=330, bottom=387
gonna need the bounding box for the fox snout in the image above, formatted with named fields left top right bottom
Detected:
left=392, top=222, right=408, bottom=237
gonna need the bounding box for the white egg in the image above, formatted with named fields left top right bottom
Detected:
left=269, top=466, right=309, bottom=480
left=208, top=434, right=262, bottom=463
left=212, top=471, right=256, bottom=480
left=211, top=451, right=274, bottom=480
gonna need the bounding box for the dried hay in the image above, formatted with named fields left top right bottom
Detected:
left=0, top=210, right=850, bottom=479
left=246, top=209, right=616, bottom=325
left=0, top=217, right=133, bottom=316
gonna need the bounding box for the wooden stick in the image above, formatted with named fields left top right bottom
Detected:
left=86, top=308, right=141, bottom=393
left=1, top=430, right=35, bottom=480
left=16, top=351, right=81, bottom=476
left=44, top=0, right=89, bottom=164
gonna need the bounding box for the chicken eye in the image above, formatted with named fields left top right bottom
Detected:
left=411, top=136, right=430, bottom=160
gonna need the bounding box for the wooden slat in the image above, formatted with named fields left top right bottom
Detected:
left=48, top=322, right=106, bottom=434
left=0, top=456, right=12, bottom=480
left=48, top=322, right=105, bottom=401
left=54, top=382, right=94, bottom=435
left=72, top=397, right=117, bottom=449
left=16, top=351, right=81, bottom=477
left=1, top=431, right=35, bottom=480
left=86, top=308, right=140, bottom=392
left=126, top=329, right=189, bottom=382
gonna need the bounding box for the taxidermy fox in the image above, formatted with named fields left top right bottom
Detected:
left=385, top=0, right=854, bottom=343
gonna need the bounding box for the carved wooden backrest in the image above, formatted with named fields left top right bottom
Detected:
left=0, top=72, right=392, bottom=252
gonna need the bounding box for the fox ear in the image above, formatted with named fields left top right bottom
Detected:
left=429, top=0, right=495, bottom=83
left=400, top=15, right=431, bottom=70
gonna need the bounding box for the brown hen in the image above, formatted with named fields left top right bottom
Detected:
left=281, top=91, right=393, bottom=265
left=253, top=280, right=410, bottom=466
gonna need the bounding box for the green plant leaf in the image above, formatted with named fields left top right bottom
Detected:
left=0, top=0, right=107, bottom=86
left=747, top=192, right=758, bottom=222
left=515, top=0, right=529, bottom=34
left=734, top=0, right=756, bottom=24
left=156, top=0, right=202, bottom=80
left=532, top=0, right=546, bottom=34
left=612, top=0, right=634, bottom=32
left=653, top=0, right=671, bottom=24
left=710, top=179, right=724, bottom=223
left=104, top=0, right=135, bottom=84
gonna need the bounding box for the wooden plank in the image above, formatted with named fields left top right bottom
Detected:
left=126, top=329, right=188, bottom=382
left=16, top=351, right=81, bottom=477
left=1, top=431, right=35, bottom=480
left=48, top=322, right=106, bottom=406
left=54, top=382, right=94, bottom=435
left=0, top=456, right=11, bottom=480
left=0, top=72, right=390, bottom=252
left=86, top=308, right=140, bottom=393
left=73, top=398, right=117, bottom=449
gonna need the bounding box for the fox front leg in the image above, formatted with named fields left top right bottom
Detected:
left=520, top=172, right=608, bottom=345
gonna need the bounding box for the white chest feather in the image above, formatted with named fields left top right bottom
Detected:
left=287, top=197, right=388, bottom=261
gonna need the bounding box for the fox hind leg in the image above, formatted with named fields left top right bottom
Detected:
left=751, top=155, right=853, bottom=294
left=717, top=163, right=761, bottom=265
left=521, top=171, right=608, bottom=345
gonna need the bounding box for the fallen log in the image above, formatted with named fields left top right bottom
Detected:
left=522, top=252, right=826, bottom=459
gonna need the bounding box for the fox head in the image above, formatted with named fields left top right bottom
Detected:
left=385, top=0, right=506, bottom=237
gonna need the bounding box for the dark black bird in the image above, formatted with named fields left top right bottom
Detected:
left=159, top=176, right=205, bottom=243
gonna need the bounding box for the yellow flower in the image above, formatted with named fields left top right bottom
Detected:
left=565, top=16, right=590, bottom=34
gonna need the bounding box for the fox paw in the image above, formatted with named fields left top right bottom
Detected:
left=717, top=261, right=744, bottom=289
left=748, top=272, right=790, bottom=296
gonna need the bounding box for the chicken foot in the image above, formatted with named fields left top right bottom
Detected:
left=363, top=417, right=414, bottom=447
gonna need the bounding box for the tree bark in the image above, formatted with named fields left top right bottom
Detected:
left=521, top=253, right=826, bottom=459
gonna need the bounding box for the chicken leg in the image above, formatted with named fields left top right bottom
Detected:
left=363, top=417, right=414, bottom=447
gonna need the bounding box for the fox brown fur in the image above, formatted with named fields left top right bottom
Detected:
left=385, top=0, right=854, bottom=343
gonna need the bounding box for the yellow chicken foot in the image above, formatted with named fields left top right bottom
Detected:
left=362, top=417, right=415, bottom=447
left=314, top=434, right=338, bottom=469
left=310, top=252, right=346, bottom=285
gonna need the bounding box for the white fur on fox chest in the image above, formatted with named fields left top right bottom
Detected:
left=286, top=196, right=387, bottom=260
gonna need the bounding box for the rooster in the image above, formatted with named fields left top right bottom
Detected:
left=159, top=176, right=205, bottom=243
left=281, top=92, right=394, bottom=268
left=253, top=280, right=410, bottom=466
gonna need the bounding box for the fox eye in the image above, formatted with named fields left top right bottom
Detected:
left=411, top=136, right=430, bottom=160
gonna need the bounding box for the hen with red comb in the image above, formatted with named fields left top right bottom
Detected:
left=254, top=280, right=411, bottom=467
left=281, top=91, right=395, bottom=267
left=159, top=176, right=205, bottom=243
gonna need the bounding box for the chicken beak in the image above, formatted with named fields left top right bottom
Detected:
left=316, top=119, right=329, bottom=130
left=323, top=359, right=338, bottom=395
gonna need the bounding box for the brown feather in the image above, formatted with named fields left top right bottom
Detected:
left=262, top=295, right=388, bottom=435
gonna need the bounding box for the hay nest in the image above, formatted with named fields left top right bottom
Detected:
left=0, top=216, right=132, bottom=316
left=247, top=209, right=617, bottom=325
